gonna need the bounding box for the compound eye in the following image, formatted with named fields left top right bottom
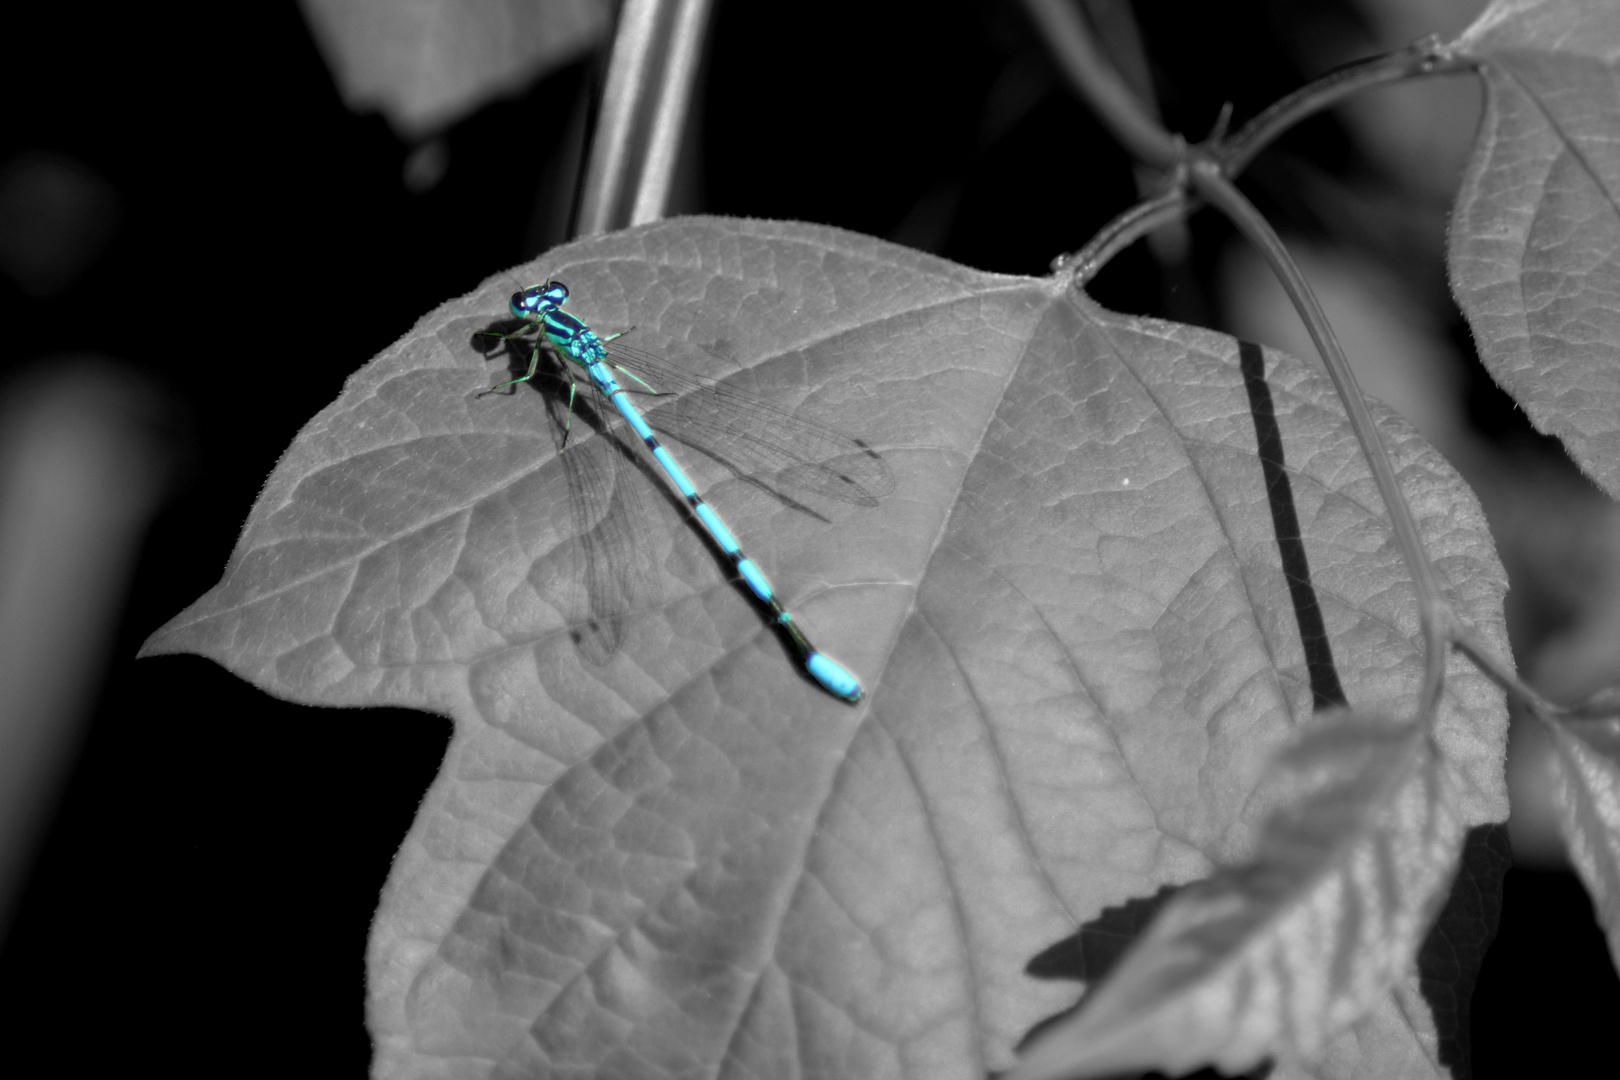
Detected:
left=506, top=292, right=535, bottom=320
left=544, top=280, right=569, bottom=303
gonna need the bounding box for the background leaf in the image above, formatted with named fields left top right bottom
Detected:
left=1011, top=712, right=1464, bottom=1080
left=298, top=0, right=610, bottom=137
left=142, top=218, right=1509, bottom=1078
left=1450, top=0, right=1620, bottom=499
left=1546, top=717, right=1620, bottom=971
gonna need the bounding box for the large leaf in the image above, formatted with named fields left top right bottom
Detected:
left=1450, top=0, right=1620, bottom=498
left=141, top=218, right=1509, bottom=1078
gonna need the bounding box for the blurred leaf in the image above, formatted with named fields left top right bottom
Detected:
left=298, top=0, right=611, bottom=137
left=1010, top=712, right=1458, bottom=1080
left=142, top=218, right=1509, bottom=1078
left=1547, top=717, right=1620, bottom=971
left=1450, top=0, right=1620, bottom=498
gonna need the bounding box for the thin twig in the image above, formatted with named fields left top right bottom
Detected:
left=1218, top=36, right=1478, bottom=176
left=1062, top=189, right=1189, bottom=286
left=1021, top=0, right=1180, bottom=169
left=1058, top=35, right=1478, bottom=278
left=1189, top=162, right=1452, bottom=719
left=1453, top=632, right=1620, bottom=722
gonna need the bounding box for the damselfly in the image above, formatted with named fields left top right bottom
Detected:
left=479, top=280, right=891, bottom=702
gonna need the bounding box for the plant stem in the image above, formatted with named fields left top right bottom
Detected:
left=1219, top=36, right=1478, bottom=176
left=1190, top=162, right=1452, bottom=718
left=575, top=0, right=715, bottom=236
left=1059, top=35, right=1478, bottom=278
left=1062, top=189, right=1187, bottom=284
left=1021, top=0, right=1180, bottom=169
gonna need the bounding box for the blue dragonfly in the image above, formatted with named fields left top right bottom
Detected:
left=478, top=280, right=891, bottom=703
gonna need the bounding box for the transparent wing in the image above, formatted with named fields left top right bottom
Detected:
left=600, top=337, right=896, bottom=508
left=517, top=355, right=660, bottom=667
left=558, top=426, right=658, bottom=665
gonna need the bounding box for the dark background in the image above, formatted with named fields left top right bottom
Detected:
left=1, top=1, right=1613, bottom=1076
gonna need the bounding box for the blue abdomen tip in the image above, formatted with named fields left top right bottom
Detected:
left=806, top=653, right=863, bottom=703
